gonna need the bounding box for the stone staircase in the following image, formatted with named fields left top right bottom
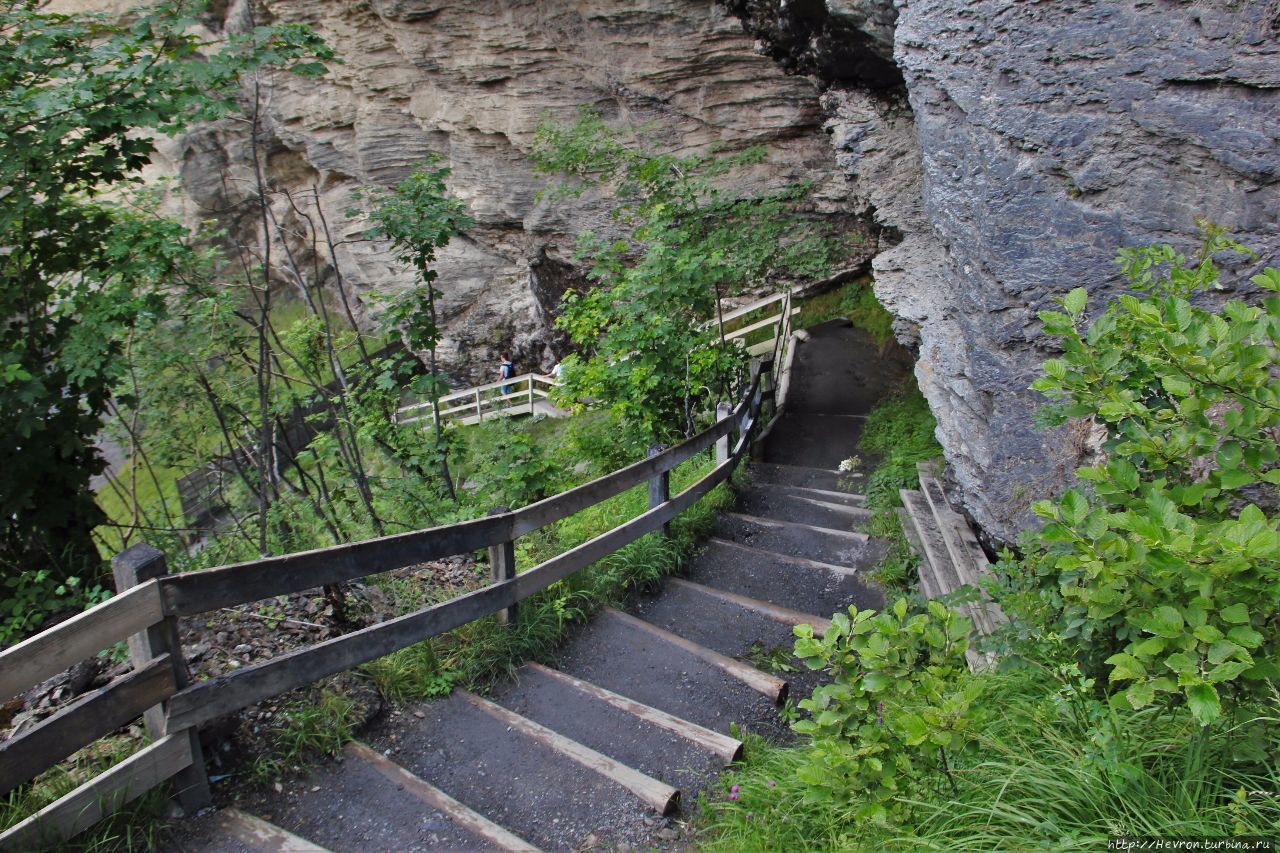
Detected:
left=167, top=320, right=909, bottom=851
left=898, top=460, right=1006, bottom=670
left=173, top=460, right=887, bottom=852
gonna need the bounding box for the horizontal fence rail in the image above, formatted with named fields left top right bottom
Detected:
left=1, top=325, right=786, bottom=847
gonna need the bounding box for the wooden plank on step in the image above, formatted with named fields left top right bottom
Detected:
left=215, top=807, right=330, bottom=852
left=0, top=580, right=165, bottom=703
left=344, top=742, right=541, bottom=852
left=666, top=578, right=833, bottom=635
left=0, top=655, right=176, bottom=796
left=899, top=490, right=960, bottom=598
left=707, top=537, right=864, bottom=579
left=525, top=663, right=743, bottom=764
left=600, top=608, right=788, bottom=704
left=458, top=691, right=681, bottom=816
left=724, top=512, right=869, bottom=543
left=0, top=733, right=192, bottom=851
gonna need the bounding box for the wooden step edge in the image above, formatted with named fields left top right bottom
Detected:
left=899, top=490, right=961, bottom=596
left=900, top=490, right=995, bottom=637
left=666, top=577, right=833, bottom=636
left=894, top=505, right=937, bottom=600
left=600, top=608, right=788, bottom=705
left=724, top=512, right=870, bottom=543
left=781, top=495, right=872, bottom=517
left=344, top=742, right=542, bottom=853
left=458, top=690, right=681, bottom=816
left=524, top=663, right=744, bottom=764
left=917, top=478, right=1000, bottom=635
left=773, top=484, right=867, bottom=506
left=706, top=537, right=862, bottom=579
left=214, top=807, right=330, bottom=852
left=749, top=461, right=841, bottom=476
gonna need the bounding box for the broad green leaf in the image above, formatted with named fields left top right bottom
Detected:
left=1186, top=683, right=1222, bottom=725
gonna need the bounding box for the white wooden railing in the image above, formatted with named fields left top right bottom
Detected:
left=396, top=291, right=798, bottom=428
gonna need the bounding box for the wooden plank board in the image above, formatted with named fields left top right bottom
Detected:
left=0, top=580, right=164, bottom=703
left=0, top=655, right=176, bottom=796
left=459, top=691, right=681, bottom=815
left=344, top=742, right=540, bottom=852
left=0, top=734, right=191, bottom=851
left=666, top=577, right=833, bottom=635
left=918, top=475, right=1007, bottom=628
left=711, top=291, right=787, bottom=327
left=723, top=512, right=869, bottom=543
left=707, top=537, right=864, bottom=579
left=525, top=663, right=743, bottom=764
left=214, top=807, right=330, bottom=852
left=899, top=490, right=960, bottom=598
left=600, top=608, right=787, bottom=704
left=159, top=512, right=512, bottom=617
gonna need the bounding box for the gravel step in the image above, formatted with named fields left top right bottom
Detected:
left=386, top=692, right=660, bottom=852
left=737, top=486, right=872, bottom=532
left=487, top=664, right=731, bottom=803
left=713, top=512, right=881, bottom=568
left=769, top=484, right=867, bottom=508
left=683, top=539, right=884, bottom=619
left=171, top=807, right=329, bottom=853
left=747, top=462, right=842, bottom=491
left=626, top=579, right=827, bottom=706
left=759, top=413, right=866, bottom=469
left=550, top=606, right=790, bottom=742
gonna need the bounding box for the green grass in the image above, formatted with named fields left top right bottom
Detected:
left=796, top=275, right=895, bottom=346
left=0, top=736, right=170, bottom=851
left=698, top=669, right=1280, bottom=851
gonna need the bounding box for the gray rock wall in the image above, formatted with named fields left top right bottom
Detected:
left=152, top=0, right=872, bottom=384
left=739, top=0, right=1279, bottom=541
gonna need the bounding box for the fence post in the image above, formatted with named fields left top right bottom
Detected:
left=474, top=389, right=482, bottom=422
left=528, top=374, right=535, bottom=415
left=111, top=544, right=212, bottom=815
left=715, top=401, right=732, bottom=465
left=647, top=444, right=671, bottom=538
left=487, top=507, right=517, bottom=625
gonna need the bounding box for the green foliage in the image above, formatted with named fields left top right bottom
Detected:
left=798, top=276, right=896, bottom=346
left=532, top=107, right=849, bottom=441
left=791, top=599, right=978, bottom=826
left=0, top=571, right=111, bottom=648
left=0, top=0, right=331, bottom=590
left=1024, top=234, right=1280, bottom=723
left=859, top=386, right=943, bottom=511
left=703, top=666, right=1280, bottom=850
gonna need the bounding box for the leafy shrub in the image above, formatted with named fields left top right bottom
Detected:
left=1025, top=234, right=1280, bottom=723
left=791, top=598, right=979, bottom=826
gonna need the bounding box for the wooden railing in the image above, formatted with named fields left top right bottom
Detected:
left=397, top=372, right=559, bottom=426
left=395, top=290, right=797, bottom=427
left=0, top=357, right=779, bottom=850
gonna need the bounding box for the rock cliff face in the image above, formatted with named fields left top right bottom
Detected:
left=153, top=0, right=871, bottom=384
left=735, top=0, right=1279, bottom=541
left=101, top=0, right=1280, bottom=542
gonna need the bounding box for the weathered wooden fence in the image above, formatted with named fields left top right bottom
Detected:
left=0, top=352, right=782, bottom=849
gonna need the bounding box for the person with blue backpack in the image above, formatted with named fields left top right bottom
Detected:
left=498, top=353, right=514, bottom=395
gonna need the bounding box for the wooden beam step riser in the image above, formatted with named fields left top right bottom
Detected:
left=524, top=663, right=743, bottom=764
left=459, top=690, right=681, bottom=816
left=600, top=608, right=788, bottom=705
left=344, top=742, right=541, bottom=852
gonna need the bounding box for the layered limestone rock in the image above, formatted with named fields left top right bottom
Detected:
left=152, top=0, right=871, bottom=384
left=736, top=0, right=1279, bottom=541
